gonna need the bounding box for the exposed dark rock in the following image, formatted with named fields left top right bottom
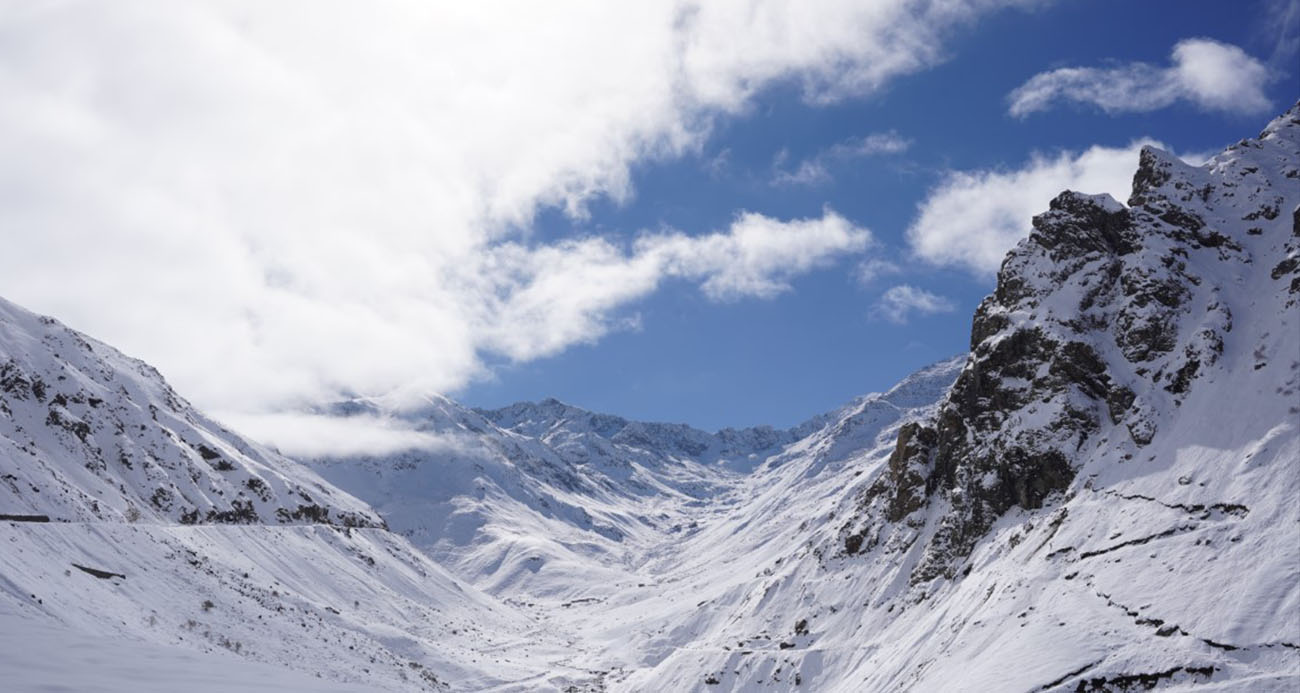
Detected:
left=1272, top=256, right=1298, bottom=280
left=882, top=422, right=935, bottom=522
left=835, top=109, right=1300, bottom=588
left=1073, top=665, right=1215, bottom=691
left=1032, top=192, right=1136, bottom=258
left=205, top=499, right=260, bottom=524
left=1128, top=147, right=1173, bottom=206
left=0, top=514, right=50, bottom=522
left=72, top=563, right=126, bottom=580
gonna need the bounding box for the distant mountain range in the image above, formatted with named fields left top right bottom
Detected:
left=2, top=104, right=1297, bottom=691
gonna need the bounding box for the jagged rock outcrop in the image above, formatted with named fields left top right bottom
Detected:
left=629, top=104, right=1299, bottom=693
left=7, top=105, right=1293, bottom=692
left=841, top=103, right=1300, bottom=586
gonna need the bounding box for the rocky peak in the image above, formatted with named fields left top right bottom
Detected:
left=836, top=103, right=1300, bottom=587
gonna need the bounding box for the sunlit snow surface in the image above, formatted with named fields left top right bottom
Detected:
left=2, top=106, right=1299, bottom=692
left=0, top=616, right=369, bottom=692
left=307, top=107, right=1300, bottom=691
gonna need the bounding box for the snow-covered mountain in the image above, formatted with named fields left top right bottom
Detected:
left=0, top=297, right=596, bottom=692
left=612, top=105, right=1300, bottom=691
left=0, top=297, right=382, bottom=528
left=303, top=386, right=859, bottom=598
left=3, top=104, right=1297, bottom=693
left=305, top=105, right=1300, bottom=691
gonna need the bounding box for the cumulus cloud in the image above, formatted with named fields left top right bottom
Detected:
left=0, top=0, right=1039, bottom=441
left=772, top=131, right=911, bottom=186
left=472, top=210, right=871, bottom=361
left=1008, top=38, right=1274, bottom=117
left=907, top=140, right=1161, bottom=276
left=871, top=285, right=955, bottom=324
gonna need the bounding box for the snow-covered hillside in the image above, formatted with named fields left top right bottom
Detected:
left=305, top=388, right=840, bottom=598
left=0, top=297, right=595, bottom=692
left=3, top=105, right=1297, bottom=693
left=305, top=106, right=1300, bottom=691
left=609, top=105, right=1300, bottom=691
left=0, top=297, right=382, bottom=528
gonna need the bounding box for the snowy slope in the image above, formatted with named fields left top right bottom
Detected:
left=0, top=617, right=372, bottom=693
left=299, top=106, right=1299, bottom=693
left=305, top=390, right=836, bottom=599
left=0, top=297, right=381, bottom=528
left=303, top=350, right=965, bottom=682
left=0, top=298, right=588, bottom=692
left=4, top=107, right=1295, bottom=693
left=608, top=105, right=1300, bottom=691
left=533, top=358, right=968, bottom=685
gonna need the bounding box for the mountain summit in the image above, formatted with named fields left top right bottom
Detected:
left=633, top=103, right=1300, bottom=691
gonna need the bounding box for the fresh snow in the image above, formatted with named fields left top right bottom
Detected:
left=2, top=106, right=1298, bottom=691
left=0, top=616, right=371, bottom=693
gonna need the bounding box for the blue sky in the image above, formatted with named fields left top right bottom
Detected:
left=458, top=0, right=1300, bottom=430
left=1, top=0, right=1296, bottom=452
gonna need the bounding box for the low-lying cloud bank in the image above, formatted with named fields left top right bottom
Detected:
left=217, top=412, right=466, bottom=459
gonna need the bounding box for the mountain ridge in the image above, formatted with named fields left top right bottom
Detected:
left=0, top=294, right=593, bottom=691
left=623, top=101, right=1300, bottom=691
left=1, top=104, right=1297, bottom=692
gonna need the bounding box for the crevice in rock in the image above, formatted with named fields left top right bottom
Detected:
left=1104, top=490, right=1249, bottom=520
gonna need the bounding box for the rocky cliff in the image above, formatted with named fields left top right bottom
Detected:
left=840, top=104, right=1300, bottom=590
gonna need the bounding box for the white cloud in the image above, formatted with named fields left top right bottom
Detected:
left=217, top=412, right=461, bottom=459
left=855, top=258, right=903, bottom=285
left=907, top=140, right=1161, bottom=276
left=1009, top=38, right=1273, bottom=117
left=828, top=132, right=913, bottom=158
left=472, top=210, right=871, bottom=362
left=772, top=159, right=833, bottom=187
left=653, top=210, right=871, bottom=301
left=0, top=0, right=1038, bottom=437
left=871, top=285, right=955, bottom=324
left=704, top=148, right=733, bottom=179
left=1260, top=0, right=1300, bottom=64
left=678, top=0, right=1045, bottom=108
left=773, top=131, right=911, bottom=186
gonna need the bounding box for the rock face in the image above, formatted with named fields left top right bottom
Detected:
left=295, top=107, right=1299, bottom=692
left=0, top=297, right=382, bottom=528
left=613, top=105, right=1298, bottom=692
left=839, top=104, right=1300, bottom=589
